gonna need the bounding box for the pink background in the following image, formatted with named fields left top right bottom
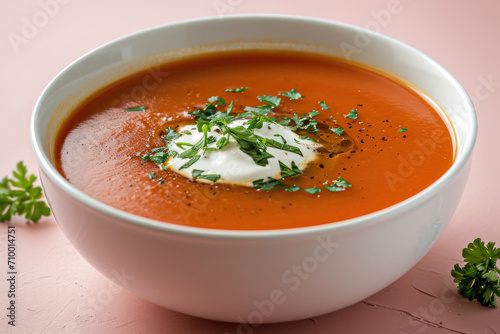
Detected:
left=1, top=0, right=499, bottom=333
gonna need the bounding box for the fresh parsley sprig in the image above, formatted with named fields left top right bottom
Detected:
left=451, top=238, right=500, bottom=308
left=0, top=162, right=51, bottom=222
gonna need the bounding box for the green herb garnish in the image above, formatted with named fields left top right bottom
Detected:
left=399, top=128, right=408, bottom=132
left=258, top=136, right=302, bottom=156
left=242, top=105, right=273, bottom=115
left=124, top=106, right=148, bottom=112
left=319, top=101, right=330, bottom=110
left=285, top=185, right=302, bottom=192
left=192, top=169, right=221, bottom=183
left=324, top=177, right=352, bottom=192
left=163, top=127, right=182, bottom=143
left=304, top=187, right=321, bottom=194
left=280, top=110, right=321, bottom=133
left=451, top=238, right=500, bottom=308
left=274, top=134, right=287, bottom=144
left=253, top=178, right=299, bottom=191
left=257, top=95, right=281, bottom=108
left=149, top=173, right=157, bottom=179
left=0, top=162, right=51, bottom=222
left=345, top=109, right=358, bottom=120
left=208, top=96, right=227, bottom=106
left=281, top=89, right=304, bottom=100
left=228, top=125, right=274, bottom=166
left=298, top=135, right=315, bottom=142
left=150, top=151, right=170, bottom=164
left=179, top=154, right=201, bottom=170
left=225, top=87, right=248, bottom=93
left=279, top=161, right=302, bottom=179
left=330, top=127, right=344, bottom=136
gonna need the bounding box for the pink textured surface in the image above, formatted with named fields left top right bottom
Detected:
left=1, top=0, right=499, bottom=333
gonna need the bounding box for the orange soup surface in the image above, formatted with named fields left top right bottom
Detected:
left=55, top=50, right=454, bottom=230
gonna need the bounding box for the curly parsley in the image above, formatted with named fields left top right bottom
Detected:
left=0, top=162, right=51, bottom=222
left=451, top=238, right=500, bottom=307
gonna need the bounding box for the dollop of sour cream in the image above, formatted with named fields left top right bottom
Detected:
left=162, top=119, right=321, bottom=186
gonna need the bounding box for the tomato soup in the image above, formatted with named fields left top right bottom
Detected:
left=54, top=50, right=454, bottom=230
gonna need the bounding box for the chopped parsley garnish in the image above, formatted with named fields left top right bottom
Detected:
left=179, top=154, right=201, bottom=170
left=451, top=238, right=500, bottom=308
left=279, top=110, right=321, bottom=133
left=143, top=88, right=357, bottom=194
left=281, top=89, right=304, bottom=100
left=163, top=127, right=182, bottom=142
left=319, top=101, right=330, bottom=110
left=124, top=106, right=148, bottom=112
left=253, top=178, right=300, bottom=191
left=243, top=105, right=273, bottom=115
left=304, top=187, right=321, bottom=194
left=279, top=161, right=302, bottom=179
left=324, top=177, right=352, bottom=192
left=259, top=136, right=302, bottom=156
left=149, top=173, right=157, bottom=179
left=216, top=136, right=229, bottom=150
left=330, top=127, right=344, bottom=136
left=344, top=109, right=358, bottom=120
left=274, top=134, right=287, bottom=144
left=257, top=95, right=281, bottom=108
left=228, top=125, right=274, bottom=166
left=399, top=128, right=408, bottom=132
left=298, top=135, right=314, bottom=141
left=286, top=185, right=302, bottom=192
left=225, top=87, right=248, bottom=93
left=192, top=169, right=221, bottom=183
left=150, top=151, right=170, bottom=164
left=208, top=96, right=226, bottom=106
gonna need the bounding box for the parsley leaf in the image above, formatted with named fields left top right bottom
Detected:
left=208, top=96, right=227, bottom=106
left=257, top=136, right=303, bottom=156
left=279, top=161, right=302, bottom=178
left=0, top=162, right=51, bottom=222
left=252, top=178, right=300, bottom=192
left=257, top=95, right=281, bottom=108
left=281, top=89, right=304, bottom=100
left=324, top=177, right=353, bottom=192
left=281, top=111, right=321, bottom=133
left=304, top=187, right=321, bottom=194
left=345, top=109, right=358, bottom=120
left=216, top=136, right=230, bottom=150
left=179, top=155, right=201, bottom=170
left=298, top=135, right=315, bottom=142
left=162, top=127, right=182, bottom=143
left=319, top=101, right=330, bottom=110
left=399, top=128, right=408, bottom=132
left=225, top=87, right=248, bottom=93
left=330, top=127, right=344, bottom=136
left=124, top=106, right=147, bottom=112
left=243, top=105, right=273, bottom=115
left=228, top=126, right=274, bottom=166
left=286, top=185, right=302, bottom=192
left=451, top=238, right=500, bottom=308
left=192, top=169, right=221, bottom=183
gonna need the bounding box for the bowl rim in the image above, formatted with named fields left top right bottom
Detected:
left=30, top=14, right=477, bottom=240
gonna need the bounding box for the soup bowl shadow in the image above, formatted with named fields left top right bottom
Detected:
left=31, top=15, right=476, bottom=323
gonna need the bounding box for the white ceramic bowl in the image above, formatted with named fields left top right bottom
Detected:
left=31, top=15, right=476, bottom=323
